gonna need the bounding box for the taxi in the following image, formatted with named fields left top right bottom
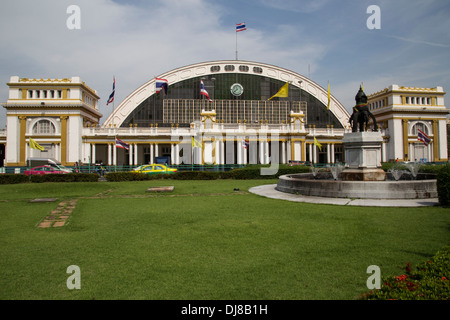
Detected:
left=133, top=164, right=177, bottom=175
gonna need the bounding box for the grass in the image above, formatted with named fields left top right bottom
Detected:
left=0, top=179, right=448, bottom=300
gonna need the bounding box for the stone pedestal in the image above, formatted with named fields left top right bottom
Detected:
left=341, top=132, right=386, bottom=181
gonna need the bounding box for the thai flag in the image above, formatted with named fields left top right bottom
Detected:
left=243, top=139, right=249, bottom=149
left=115, top=138, right=129, bottom=150
left=417, top=129, right=431, bottom=146
left=155, top=78, right=168, bottom=94
left=200, top=80, right=212, bottom=101
left=236, top=23, right=246, bottom=32
left=106, top=77, right=115, bottom=105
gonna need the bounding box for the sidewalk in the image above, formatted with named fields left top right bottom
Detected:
left=249, top=184, right=440, bottom=207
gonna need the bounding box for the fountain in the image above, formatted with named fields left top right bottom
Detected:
left=275, top=87, right=437, bottom=200
left=404, top=162, right=421, bottom=179
left=329, top=163, right=344, bottom=180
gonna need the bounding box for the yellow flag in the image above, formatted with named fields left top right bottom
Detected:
left=268, top=82, right=289, bottom=100
left=314, top=137, right=322, bottom=151
left=192, top=137, right=202, bottom=148
left=327, top=82, right=331, bottom=110
left=29, top=138, right=45, bottom=151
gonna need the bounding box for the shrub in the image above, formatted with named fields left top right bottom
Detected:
left=30, top=173, right=99, bottom=183
left=436, top=164, right=450, bottom=206
left=359, top=246, right=450, bottom=300
left=230, top=165, right=311, bottom=180
left=105, top=172, right=150, bottom=182
left=0, top=174, right=29, bottom=184
left=172, top=171, right=219, bottom=180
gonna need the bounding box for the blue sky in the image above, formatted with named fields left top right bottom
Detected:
left=1, top=0, right=449, bottom=128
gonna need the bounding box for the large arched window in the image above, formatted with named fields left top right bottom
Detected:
left=411, top=122, right=429, bottom=135
left=33, top=120, right=56, bottom=135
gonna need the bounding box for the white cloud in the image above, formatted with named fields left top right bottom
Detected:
left=259, top=0, right=331, bottom=13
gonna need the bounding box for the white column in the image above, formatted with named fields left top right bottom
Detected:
left=113, top=144, right=117, bottom=166
left=149, top=143, right=154, bottom=164
left=155, top=143, right=159, bottom=158
left=108, top=143, right=112, bottom=165
left=134, top=144, right=138, bottom=165
left=331, top=143, right=335, bottom=163
left=427, top=143, right=432, bottom=162
left=55, top=143, right=60, bottom=162
left=259, top=141, right=265, bottom=164
left=215, top=139, right=220, bottom=165
left=244, top=144, right=248, bottom=165
left=170, top=144, right=174, bottom=165
left=129, top=143, right=133, bottom=166
left=237, top=140, right=242, bottom=165
left=91, top=144, right=96, bottom=164
left=313, top=143, right=317, bottom=163
left=327, top=143, right=331, bottom=164
left=308, top=143, right=313, bottom=163
left=265, top=140, right=270, bottom=164
left=220, top=140, right=225, bottom=165
left=281, top=141, right=286, bottom=164
left=174, top=144, right=179, bottom=165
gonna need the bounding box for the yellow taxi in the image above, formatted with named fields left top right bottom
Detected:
left=133, top=164, right=177, bottom=175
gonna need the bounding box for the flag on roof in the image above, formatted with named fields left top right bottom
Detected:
left=268, top=82, right=289, bottom=100
left=236, top=22, right=246, bottom=32
left=200, top=80, right=212, bottom=101
left=106, top=77, right=115, bottom=105
left=115, top=138, right=129, bottom=150
left=155, top=78, right=168, bottom=95
left=417, top=129, right=431, bottom=146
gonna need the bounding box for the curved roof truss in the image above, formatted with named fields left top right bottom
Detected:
left=102, top=60, right=350, bottom=128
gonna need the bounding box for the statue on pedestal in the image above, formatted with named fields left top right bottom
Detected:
left=349, top=86, right=378, bottom=132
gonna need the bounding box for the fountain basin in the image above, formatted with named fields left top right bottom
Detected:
left=276, top=173, right=437, bottom=199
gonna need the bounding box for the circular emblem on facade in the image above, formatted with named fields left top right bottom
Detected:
left=230, top=83, right=244, bottom=96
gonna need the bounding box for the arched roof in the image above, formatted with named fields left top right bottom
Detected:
left=102, top=60, right=350, bottom=128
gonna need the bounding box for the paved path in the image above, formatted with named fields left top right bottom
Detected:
left=249, top=184, right=440, bottom=207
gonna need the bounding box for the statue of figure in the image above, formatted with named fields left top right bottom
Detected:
left=349, top=86, right=378, bottom=132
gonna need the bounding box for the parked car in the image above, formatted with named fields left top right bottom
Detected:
left=27, top=157, right=73, bottom=173
left=133, top=164, right=177, bottom=175
left=24, top=165, right=68, bottom=176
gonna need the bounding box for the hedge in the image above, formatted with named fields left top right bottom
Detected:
left=0, top=174, right=29, bottom=184
left=30, top=173, right=99, bottom=183
left=104, top=172, right=163, bottom=182
left=230, top=165, right=311, bottom=179
left=359, top=246, right=450, bottom=300
left=436, top=164, right=450, bottom=206
left=104, top=166, right=312, bottom=181
left=0, top=173, right=99, bottom=184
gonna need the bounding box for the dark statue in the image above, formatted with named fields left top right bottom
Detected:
left=349, top=86, right=378, bottom=132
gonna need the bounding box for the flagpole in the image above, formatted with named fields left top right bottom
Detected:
left=235, top=27, right=238, bottom=60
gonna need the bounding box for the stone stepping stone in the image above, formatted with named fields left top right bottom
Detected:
left=146, top=186, right=174, bottom=193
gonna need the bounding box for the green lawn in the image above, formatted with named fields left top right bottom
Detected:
left=0, top=179, right=448, bottom=300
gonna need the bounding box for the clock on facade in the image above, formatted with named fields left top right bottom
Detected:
left=230, top=83, right=244, bottom=96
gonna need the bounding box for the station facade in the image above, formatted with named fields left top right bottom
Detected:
left=1, top=60, right=448, bottom=168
